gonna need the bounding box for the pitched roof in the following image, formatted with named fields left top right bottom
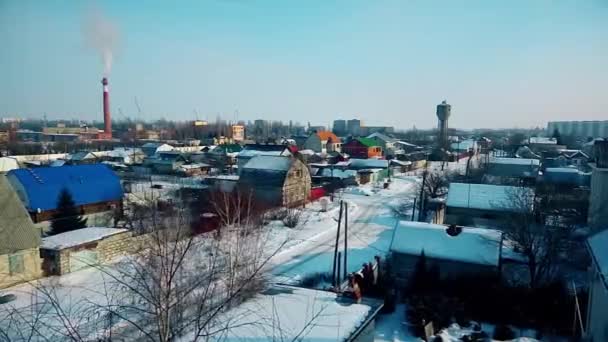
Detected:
left=0, top=176, right=40, bottom=254
left=316, top=131, right=341, bottom=143
left=242, top=155, right=292, bottom=171
left=390, top=221, right=502, bottom=266
left=7, top=165, right=124, bottom=212
left=446, top=183, right=533, bottom=212
left=366, top=132, right=395, bottom=142
left=355, top=137, right=380, bottom=147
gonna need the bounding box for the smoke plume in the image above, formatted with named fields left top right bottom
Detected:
left=83, top=9, right=120, bottom=75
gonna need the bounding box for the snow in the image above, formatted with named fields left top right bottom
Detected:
left=349, top=158, right=389, bottom=169
left=446, top=183, right=532, bottom=212
left=528, top=137, right=557, bottom=145
left=243, top=155, right=292, bottom=171
left=490, top=157, right=540, bottom=166
left=41, top=227, right=129, bottom=250
left=389, top=221, right=502, bottom=267
left=588, top=229, right=608, bottom=284
left=208, top=285, right=375, bottom=341
left=319, top=168, right=357, bottom=179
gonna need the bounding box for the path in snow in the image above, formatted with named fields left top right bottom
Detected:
left=271, top=176, right=419, bottom=284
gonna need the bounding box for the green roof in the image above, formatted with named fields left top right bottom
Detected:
left=356, top=137, right=380, bottom=147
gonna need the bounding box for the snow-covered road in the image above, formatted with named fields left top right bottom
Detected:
left=271, top=176, right=419, bottom=284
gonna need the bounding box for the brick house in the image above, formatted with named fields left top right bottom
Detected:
left=342, top=138, right=382, bottom=159
left=239, top=156, right=311, bottom=208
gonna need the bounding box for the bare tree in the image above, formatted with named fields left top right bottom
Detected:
left=500, top=186, right=572, bottom=287
left=0, top=192, right=287, bottom=341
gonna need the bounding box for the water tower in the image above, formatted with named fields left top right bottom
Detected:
left=436, top=100, right=451, bottom=149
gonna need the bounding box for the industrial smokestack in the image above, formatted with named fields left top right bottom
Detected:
left=102, top=77, right=112, bottom=138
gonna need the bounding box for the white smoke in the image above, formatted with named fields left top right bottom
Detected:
left=83, top=8, right=120, bottom=75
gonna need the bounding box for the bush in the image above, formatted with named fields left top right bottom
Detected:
left=265, top=208, right=289, bottom=221
left=282, top=209, right=302, bottom=228
left=493, top=324, right=515, bottom=341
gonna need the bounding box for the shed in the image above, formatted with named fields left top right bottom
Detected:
left=40, top=227, right=131, bottom=275
left=389, top=221, right=502, bottom=284
left=239, top=156, right=311, bottom=208
left=7, top=164, right=124, bottom=223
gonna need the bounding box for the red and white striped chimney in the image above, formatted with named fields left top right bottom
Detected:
left=102, top=77, right=112, bottom=138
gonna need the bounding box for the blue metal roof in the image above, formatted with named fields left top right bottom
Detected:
left=8, top=164, right=123, bottom=212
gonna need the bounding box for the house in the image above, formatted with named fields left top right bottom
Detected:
left=541, top=167, right=591, bottom=187
left=526, top=137, right=566, bottom=153
left=450, top=139, right=478, bottom=155
left=303, top=131, right=342, bottom=153
left=106, top=147, right=146, bottom=165
left=146, top=151, right=187, bottom=174
left=177, top=163, right=211, bottom=176
left=342, top=138, right=383, bottom=159
left=389, top=221, right=502, bottom=287
left=7, top=165, right=124, bottom=223
left=141, top=142, right=174, bottom=157
left=586, top=229, right=608, bottom=342
left=239, top=156, right=311, bottom=208
left=40, top=227, right=131, bottom=275
left=214, top=284, right=383, bottom=341
left=0, top=176, right=42, bottom=288
left=236, top=144, right=292, bottom=172
left=394, top=140, right=422, bottom=154
left=486, top=157, right=540, bottom=184
left=68, top=151, right=99, bottom=165
left=366, top=132, right=396, bottom=156
left=445, top=183, right=533, bottom=228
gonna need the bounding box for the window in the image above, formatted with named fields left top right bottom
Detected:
left=295, top=170, right=302, bottom=178
left=9, top=254, right=25, bottom=275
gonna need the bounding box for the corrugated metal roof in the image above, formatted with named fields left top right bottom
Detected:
left=8, top=165, right=123, bottom=212
left=0, top=176, right=40, bottom=254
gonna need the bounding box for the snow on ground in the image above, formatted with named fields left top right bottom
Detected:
left=271, top=175, right=420, bottom=284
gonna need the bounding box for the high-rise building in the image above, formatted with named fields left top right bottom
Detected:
left=347, top=119, right=361, bottom=136
left=333, top=119, right=347, bottom=136
left=547, top=120, right=608, bottom=139
left=436, top=100, right=451, bottom=149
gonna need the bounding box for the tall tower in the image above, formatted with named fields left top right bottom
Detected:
left=102, top=77, right=112, bottom=139
left=436, top=100, right=451, bottom=149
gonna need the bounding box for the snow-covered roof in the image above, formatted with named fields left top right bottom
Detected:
left=390, top=221, right=502, bottom=266
left=41, top=227, right=129, bottom=250
left=213, top=285, right=377, bottom=341
left=298, top=149, right=315, bottom=155
left=490, top=157, right=540, bottom=166
left=589, top=229, right=608, bottom=289
left=366, top=132, right=395, bottom=142
left=528, top=137, right=557, bottom=145
left=447, top=183, right=533, bottom=212
left=319, top=168, right=357, bottom=179
left=395, top=140, right=419, bottom=148
left=0, top=157, right=19, bottom=172
left=243, top=155, right=292, bottom=171
left=348, top=158, right=388, bottom=170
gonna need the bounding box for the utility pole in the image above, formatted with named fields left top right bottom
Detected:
left=332, top=201, right=343, bottom=287
left=343, top=202, right=348, bottom=281
left=418, top=170, right=427, bottom=222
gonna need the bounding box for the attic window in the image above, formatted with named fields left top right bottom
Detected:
left=295, top=170, right=302, bottom=178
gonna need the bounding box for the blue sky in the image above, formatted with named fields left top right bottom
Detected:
left=1, top=0, right=607, bottom=129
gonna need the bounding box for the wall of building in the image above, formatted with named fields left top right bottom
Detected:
left=304, top=135, right=322, bottom=153
left=0, top=248, right=42, bottom=289
left=389, top=252, right=499, bottom=294
left=282, top=160, right=312, bottom=208
left=41, top=231, right=148, bottom=275
left=589, top=165, right=608, bottom=231
left=586, top=266, right=608, bottom=341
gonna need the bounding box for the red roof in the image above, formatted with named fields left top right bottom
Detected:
left=316, top=131, right=341, bottom=143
